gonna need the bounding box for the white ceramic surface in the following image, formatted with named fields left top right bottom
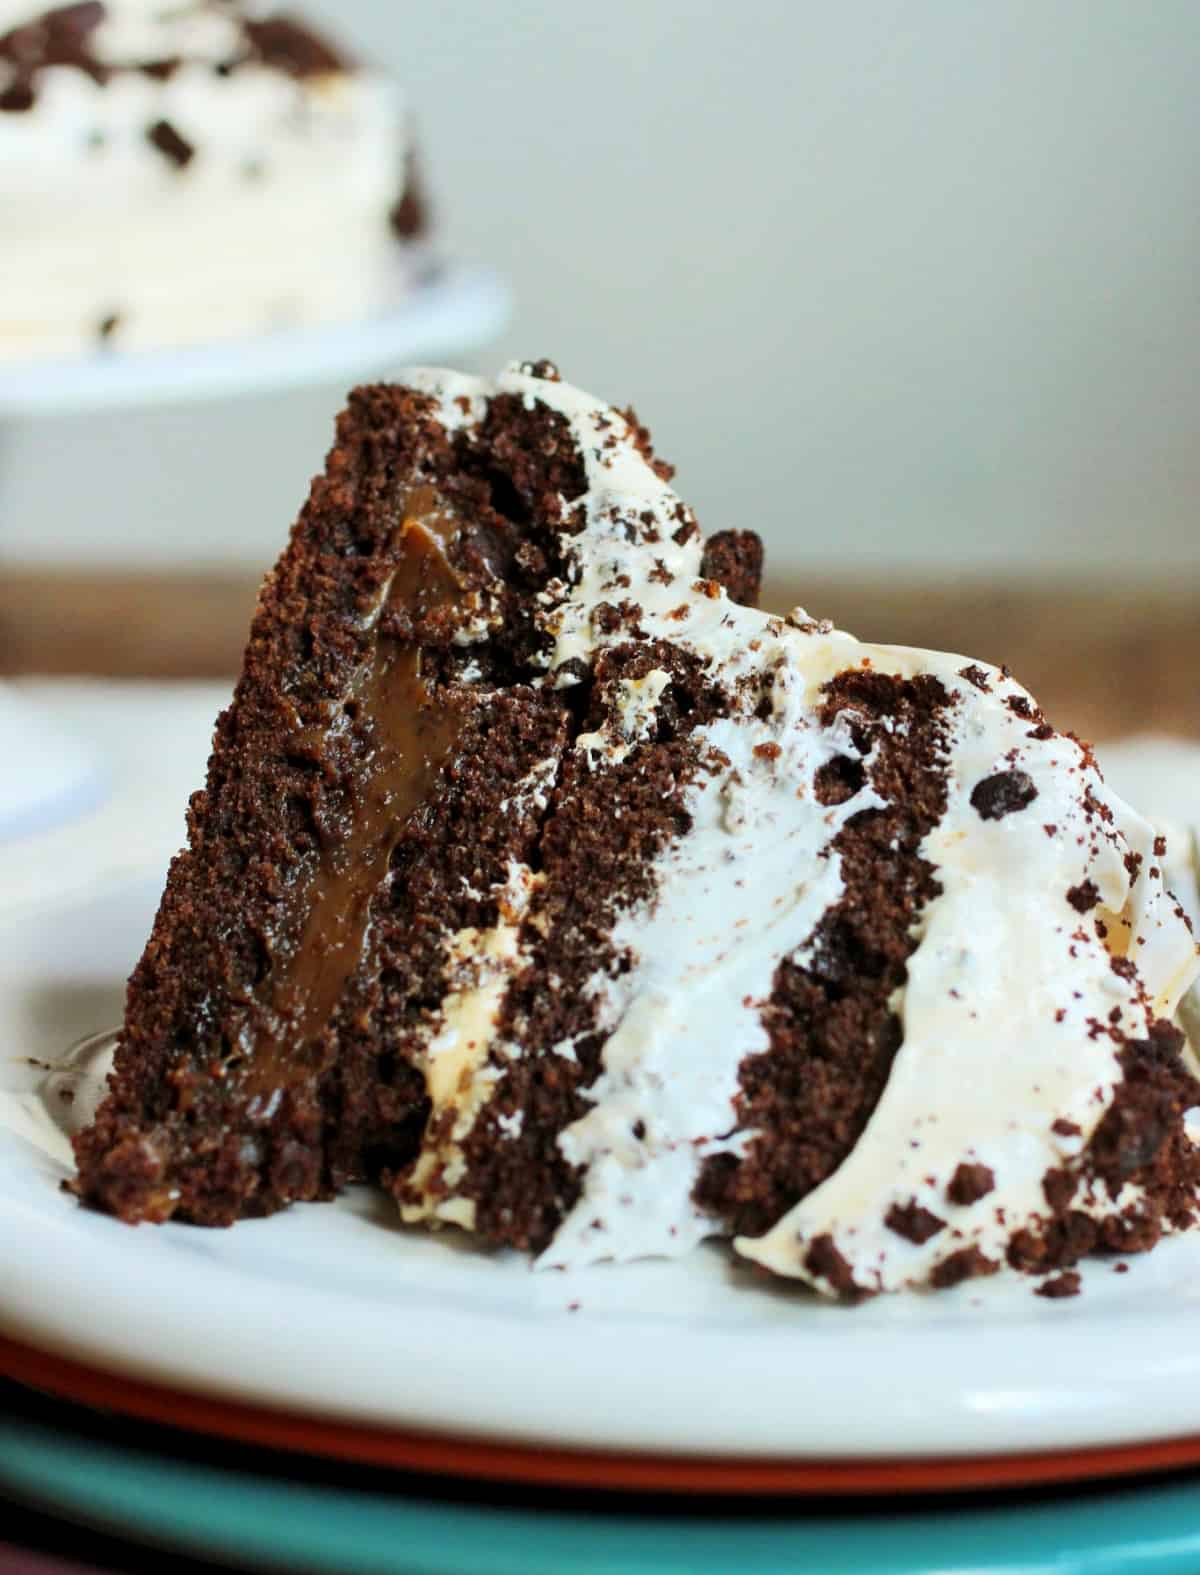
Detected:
left=0, top=686, right=104, bottom=846
left=0, top=263, right=510, bottom=417
left=0, top=681, right=229, bottom=917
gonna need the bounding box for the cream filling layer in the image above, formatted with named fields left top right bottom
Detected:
left=400, top=863, right=539, bottom=1232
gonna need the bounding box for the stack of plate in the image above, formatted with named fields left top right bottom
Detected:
left=4, top=684, right=1200, bottom=1573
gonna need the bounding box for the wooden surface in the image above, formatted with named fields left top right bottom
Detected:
left=0, top=568, right=1195, bottom=742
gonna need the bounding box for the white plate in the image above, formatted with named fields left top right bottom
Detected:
left=0, top=263, right=510, bottom=417
left=0, top=680, right=230, bottom=915
left=6, top=875, right=1200, bottom=1462
left=0, top=685, right=105, bottom=846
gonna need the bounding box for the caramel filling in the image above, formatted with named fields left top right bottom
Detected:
left=245, top=490, right=472, bottom=1091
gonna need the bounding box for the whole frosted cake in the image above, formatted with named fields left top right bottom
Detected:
left=0, top=0, right=426, bottom=358
left=74, top=361, right=1200, bottom=1299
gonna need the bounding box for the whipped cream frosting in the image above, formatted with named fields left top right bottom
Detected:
left=0, top=0, right=422, bottom=359
left=385, top=363, right=1200, bottom=1295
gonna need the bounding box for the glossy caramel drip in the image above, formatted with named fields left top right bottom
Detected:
left=245, top=493, right=471, bottom=1092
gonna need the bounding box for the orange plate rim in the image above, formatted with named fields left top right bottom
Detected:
left=4, top=1331, right=1200, bottom=1498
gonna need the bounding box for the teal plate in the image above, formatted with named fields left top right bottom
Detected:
left=7, top=1417, right=1200, bottom=1575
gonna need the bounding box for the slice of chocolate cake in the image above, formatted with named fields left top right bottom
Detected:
left=74, top=361, right=1200, bottom=1297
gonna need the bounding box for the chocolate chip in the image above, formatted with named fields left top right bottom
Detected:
left=970, top=770, right=1038, bottom=821
left=42, top=2, right=103, bottom=40
left=551, top=656, right=590, bottom=689
left=147, top=118, right=195, bottom=169
left=518, top=359, right=561, bottom=382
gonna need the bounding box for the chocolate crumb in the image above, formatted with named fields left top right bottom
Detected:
left=0, top=80, right=35, bottom=111
left=699, top=530, right=764, bottom=609
left=805, top=1234, right=859, bottom=1295
left=1042, top=1166, right=1078, bottom=1212
left=930, top=1246, right=999, bottom=1289
left=958, top=664, right=991, bottom=693
left=245, top=17, right=347, bottom=76
left=1066, top=879, right=1100, bottom=913
left=947, top=1162, right=995, bottom=1205
left=390, top=149, right=427, bottom=240
left=884, top=1200, right=946, bottom=1244
left=1035, top=1271, right=1081, bottom=1299
left=518, top=358, right=561, bottom=382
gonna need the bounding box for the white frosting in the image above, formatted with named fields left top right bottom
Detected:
left=742, top=697, right=1194, bottom=1293
left=388, top=363, right=1200, bottom=1294
left=1097, top=736, right=1200, bottom=1064
left=539, top=712, right=875, bottom=1268
left=0, top=1, right=420, bottom=359
left=400, top=860, right=540, bottom=1232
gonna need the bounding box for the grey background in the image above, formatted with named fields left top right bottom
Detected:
left=5, top=0, right=1198, bottom=579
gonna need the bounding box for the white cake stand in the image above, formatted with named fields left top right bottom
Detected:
left=0, top=261, right=512, bottom=844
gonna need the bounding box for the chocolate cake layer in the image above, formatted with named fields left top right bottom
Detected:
left=695, top=669, right=952, bottom=1239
